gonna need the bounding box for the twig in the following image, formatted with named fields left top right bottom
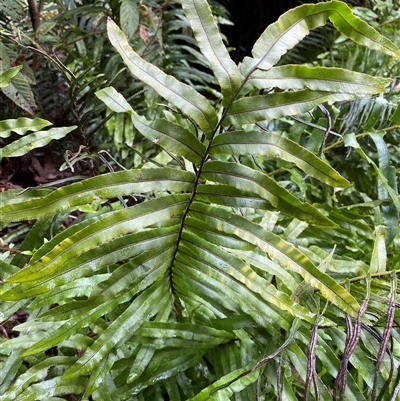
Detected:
left=290, top=115, right=341, bottom=138
left=372, top=272, right=396, bottom=401
left=64, top=30, right=107, bottom=47
left=333, top=295, right=369, bottom=401
left=316, top=105, right=332, bottom=158
left=305, top=320, right=320, bottom=401
left=0, top=247, right=25, bottom=254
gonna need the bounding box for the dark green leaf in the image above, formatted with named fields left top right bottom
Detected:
left=247, top=65, right=389, bottom=94
left=0, top=126, right=76, bottom=161
left=107, top=19, right=218, bottom=137
left=201, top=160, right=335, bottom=226
left=225, top=90, right=356, bottom=125
left=0, top=169, right=194, bottom=223
left=211, top=131, right=350, bottom=187
left=182, top=0, right=242, bottom=105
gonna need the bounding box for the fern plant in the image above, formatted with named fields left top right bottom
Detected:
left=1, top=1, right=400, bottom=400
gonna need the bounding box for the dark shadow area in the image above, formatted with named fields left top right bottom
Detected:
left=222, top=0, right=303, bottom=62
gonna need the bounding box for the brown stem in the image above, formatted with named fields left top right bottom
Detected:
left=27, top=0, right=40, bottom=74
left=0, top=247, right=25, bottom=254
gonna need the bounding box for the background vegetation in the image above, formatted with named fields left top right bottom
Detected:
left=0, top=0, right=400, bottom=400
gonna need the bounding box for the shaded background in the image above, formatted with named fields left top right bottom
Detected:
left=221, top=0, right=370, bottom=62
left=222, top=0, right=300, bottom=62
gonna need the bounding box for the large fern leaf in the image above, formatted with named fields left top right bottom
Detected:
left=0, top=1, right=399, bottom=400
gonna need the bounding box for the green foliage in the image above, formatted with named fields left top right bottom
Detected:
left=0, top=0, right=224, bottom=164
left=1, top=0, right=400, bottom=400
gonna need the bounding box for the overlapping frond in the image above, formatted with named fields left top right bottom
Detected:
left=0, top=1, right=399, bottom=400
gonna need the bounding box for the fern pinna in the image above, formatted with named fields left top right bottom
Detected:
left=1, top=1, right=399, bottom=400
